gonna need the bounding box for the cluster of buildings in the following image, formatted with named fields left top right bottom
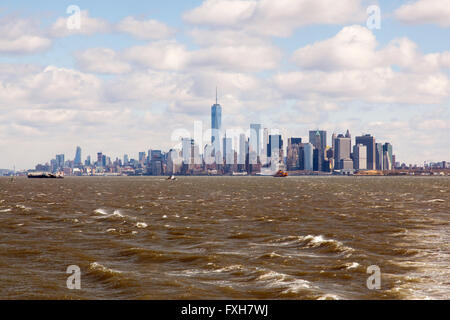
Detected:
left=27, top=96, right=448, bottom=177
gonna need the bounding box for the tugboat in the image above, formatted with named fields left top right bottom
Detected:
left=273, top=170, right=288, bottom=177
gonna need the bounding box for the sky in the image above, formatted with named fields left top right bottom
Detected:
left=0, top=0, right=449, bottom=170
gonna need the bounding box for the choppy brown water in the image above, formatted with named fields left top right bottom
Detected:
left=0, top=176, right=448, bottom=300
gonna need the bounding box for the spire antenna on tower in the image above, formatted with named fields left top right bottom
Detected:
left=216, top=86, right=218, bottom=105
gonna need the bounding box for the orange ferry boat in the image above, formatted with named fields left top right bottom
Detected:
left=274, top=170, right=288, bottom=177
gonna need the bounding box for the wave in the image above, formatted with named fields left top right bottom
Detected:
left=256, top=270, right=312, bottom=294
left=89, top=262, right=122, bottom=278
left=425, top=199, right=445, bottom=203
left=268, top=235, right=354, bottom=254
left=317, top=294, right=341, bottom=300
left=94, top=208, right=109, bottom=215
left=136, top=222, right=148, bottom=228
left=15, top=204, right=31, bottom=211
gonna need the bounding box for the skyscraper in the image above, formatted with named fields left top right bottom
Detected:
left=211, top=89, right=222, bottom=163
left=74, top=146, right=82, bottom=165
left=56, top=154, right=65, bottom=170
left=139, top=152, right=146, bottom=165
left=334, top=134, right=351, bottom=170
left=287, top=138, right=302, bottom=171
left=238, top=133, right=247, bottom=167
left=309, top=130, right=327, bottom=171
left=309, top=130, right=327, bottom=151
left=223, top=136, right=233, bottom=165
left=268, top=135, right=283, bottom=159
left=375, top=143, right=384, bottom=170
left=353, top=144, right=367, bottom=170
left=97, top=152, right=103, bottom=167
left=249, top=124, right=261, bottom=164
left=383, top=143, right=393, bottom=170
left=304, top=143, right=314, bottom=171
left=355, top=134, right=376, bottom=170
left=182, top=138, right=193, bottom=164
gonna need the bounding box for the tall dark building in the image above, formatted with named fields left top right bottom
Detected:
left=74, top=146, right=82, bottom=165
left=268, top=135, right=283, bottom=159
left=309, top=130, right=327, bottom=151
left=286, top=138, right=302, bottom=170
left=375, top=143, right=384, bottom=170
left=355, top=134, right=376, bottom=170
left=309, top=130, right=327, bottom=171
left=97, top=152, right=103, bottom=166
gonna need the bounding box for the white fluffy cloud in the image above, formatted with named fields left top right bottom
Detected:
left=183, top=0, right=366, bottom=37
left=293, top=25, right=378, bottom=70
left=0, top=17, right=51, bottom=54
left=124, top=41, right=190, bottom=71
left=284, top=25, right=450, bottom=104
left=118, top=40, right=281, bottom=72
left=116, top=16, right=175, bottom=40
left=75, top=48, right=132, bottom=74
left=0, top=65, right=103, bottom=109
left=292, top=25, right=446, bottom=72
left=395, top=0, right=450, bottom=27
left=49, top=10, right=111, bottom=37
left=49, top=12, right=175, bottom=40
left=274, top=69, right=450, bottom=104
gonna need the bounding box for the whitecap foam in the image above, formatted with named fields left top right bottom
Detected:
left=0, top=208, right=12, bottom=213
left=345, top=262, right=360, bottom=270
left=257, top=270, right=311, bottom=293
left=89, top=262, right=122, bottom=275
left=16, top=204, right=31, bottom=211
left=112, top=210, right=124, bottom=218
left=136, top=222, right=148, bottom=228
left=301, top=235, right=354, bottom=253
left=214, top=265, right=243, bottom=273
left=94, top=208, right=109, bottom=215
left=317, top=294, right=341, bottom=300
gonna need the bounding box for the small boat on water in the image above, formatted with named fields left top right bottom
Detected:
left=27, top=172, right=64, bottom=179
left=167, top=175, right=177, bottom=181
left=273, top=170, right=288, bottom=177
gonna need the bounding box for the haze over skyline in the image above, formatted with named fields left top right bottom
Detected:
left=0, top=0, right=449, bottom=170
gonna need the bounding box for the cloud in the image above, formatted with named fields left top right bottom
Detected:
left=292, top=25, right=434, bottom=71
left=49, top=10, right=111, bottom=37
left=124, top=41, right=190, bottom=71
left=274, top=68, right=450, bottom=104
left=395, top=0, right=450, bottom=27
left=122, top=40, right=281, bottom=72
left=292, top=25, right=378, bottom=70
left=116, top=16, right=175, bottom=40
left=0, top=16, right=51, bottom=54
left=188, top=28, right=267, bottom=46
left=183, top=0, right=366, bottom=37
left=285, top=25, right=450, bottom=104
left=75, top=48, right=132, bottom=74
left=49, top=12, right=175, bottom=40
left=0, top=65, right=103, bottom=109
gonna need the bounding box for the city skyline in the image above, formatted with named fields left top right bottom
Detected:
left=18, top=95, right=448, bottom=176
left=1, top=0, right=449, bottom=169
left=3, top=93, right=449, bottom=172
